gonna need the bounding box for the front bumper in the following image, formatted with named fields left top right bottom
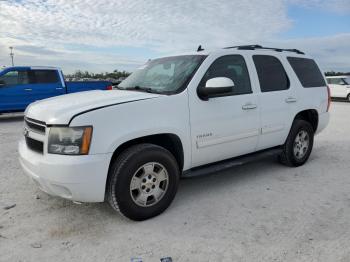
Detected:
left=18, top=139, right=112, bottom=202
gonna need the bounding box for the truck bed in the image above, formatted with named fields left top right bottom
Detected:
left=66, top=81, right=112, bottom=93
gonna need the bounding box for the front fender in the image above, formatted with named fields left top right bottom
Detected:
left=69, top=93, right=192, bottom=169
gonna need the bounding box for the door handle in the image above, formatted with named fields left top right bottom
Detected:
left=24, top=88, right=32, bottom=91
left=242, top=103, right=257, bottom=110
left=56, top=87, right=63, bottom=90
left=285, top=97, right=297, bottom=103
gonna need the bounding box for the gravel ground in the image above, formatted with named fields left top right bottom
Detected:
left=0, top=102, right=350, bottom=262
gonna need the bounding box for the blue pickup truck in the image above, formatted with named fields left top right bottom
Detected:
left=0, top=66, right=113, bottom=113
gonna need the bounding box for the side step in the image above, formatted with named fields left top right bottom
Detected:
left=182, top=148, right=283, bottom=178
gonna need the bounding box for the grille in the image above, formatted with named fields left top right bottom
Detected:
left=25, top=136, right=44, bottom=154
left=25, top=118, right=46, bottom=134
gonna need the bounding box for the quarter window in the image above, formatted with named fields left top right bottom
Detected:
left=253, top=55, right=289, bottom=92
left=287, top=57, right=326, bottom=88
left=199, top=55, right=252, bottom=96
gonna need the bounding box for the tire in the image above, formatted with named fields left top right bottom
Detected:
left=347, top=94, right=350, bottom=103
left=279, top=120, right=314, bottom=167
left=106, top=143, right=180, bottom=221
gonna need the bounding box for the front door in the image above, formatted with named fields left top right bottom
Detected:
left=0, top=69, right=32, bottom=112
left=188, top=54, right=260, bottom=167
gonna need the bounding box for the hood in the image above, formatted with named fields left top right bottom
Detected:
left=25, top=90, right=160, bottom=125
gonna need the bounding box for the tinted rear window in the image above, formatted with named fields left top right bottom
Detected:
left=253, top=55, right=289, bottom=92
left=287, top=57, right=326, bottom=88
left=32, top=70, right=59, bottom=84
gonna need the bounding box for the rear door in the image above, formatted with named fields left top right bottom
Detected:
left=252, top=55, right=296, bottom=150
left=0, top=69, right=32, bottom=111
left=28, top=70, right=65, bottom=104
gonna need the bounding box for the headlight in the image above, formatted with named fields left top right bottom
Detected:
left=48, top=126, right=93, bottom=155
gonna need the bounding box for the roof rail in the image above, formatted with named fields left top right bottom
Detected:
left=223, top=45, right=305, bottom=55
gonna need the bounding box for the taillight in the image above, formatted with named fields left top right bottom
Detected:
left=327, top=85, right=331, bottom=112
left=106, top=85, right=113, bottom=90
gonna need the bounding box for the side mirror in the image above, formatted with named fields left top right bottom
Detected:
left=198, top=77, right=234, bottom=100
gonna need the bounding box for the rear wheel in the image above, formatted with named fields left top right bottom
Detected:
left=279, top=120, right=314, bottom=167
left=107, top=143, right=180, bottom=221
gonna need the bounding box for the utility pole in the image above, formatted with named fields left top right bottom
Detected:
left=9, top=46, right=14, bottom=66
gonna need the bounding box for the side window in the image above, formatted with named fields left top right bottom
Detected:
left=253, top=55, right=289, bottom=92
left=329, top=78, right=340, bottom=85
left=0, top=70, right=29, bottom=86
left=327, top=78, right=342, bottom=85
left=329, top=78, right=345, bottom=85
left=32, top=70, right=59, bottom=84
left=287, top=57, right=326, bottom=88
left=199, top=55, right=252, bottom=96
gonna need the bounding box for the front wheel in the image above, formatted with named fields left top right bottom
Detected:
left=279, top=120, right=314, bottom=167
left=107, top=144, right=180, bottom=221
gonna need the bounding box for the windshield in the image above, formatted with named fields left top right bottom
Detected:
left=118, top=55, right=206, bottom=94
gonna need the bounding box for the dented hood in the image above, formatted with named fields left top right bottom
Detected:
left=25, top=90, right=160, bottom=125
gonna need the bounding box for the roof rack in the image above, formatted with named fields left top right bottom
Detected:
left=223, top=45, right=305, bottom=55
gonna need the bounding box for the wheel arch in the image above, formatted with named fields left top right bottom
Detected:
left=110, top=133, right=184, bottom=169
left=293, top=109, right=319, bottom=132
left=105, top=133, right=184, bottom=199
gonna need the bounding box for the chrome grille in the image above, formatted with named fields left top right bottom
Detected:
left=25, top=117, right=46, bottom=134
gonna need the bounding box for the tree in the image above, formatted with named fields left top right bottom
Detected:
left=325, top=71, right=350, bottom=76
left=65, top=69, right=131, bottom=80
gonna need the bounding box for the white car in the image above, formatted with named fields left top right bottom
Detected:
left=19, top=45, right=330, bottom=220
left=326, top=76, right=350, bottom=101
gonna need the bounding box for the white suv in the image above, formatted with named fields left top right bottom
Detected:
left=326, top=76, right=350, bottom=101
left=19, top=45, right=330, bottom=220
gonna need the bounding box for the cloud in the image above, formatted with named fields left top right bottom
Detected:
left=0, top=0, right=291, bottom=71
left=0, top=40, right=146, bottom=72
left=0, top=0, right=290, bottom=50
left=265, top=33, right=350, bottom=72
left=0, top=0, right=349, bottom=72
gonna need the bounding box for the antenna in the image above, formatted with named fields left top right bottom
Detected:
left=197, top=45, right=204, bottom=52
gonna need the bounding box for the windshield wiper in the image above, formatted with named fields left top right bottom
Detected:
left=123, top=86, right=156, bottom=93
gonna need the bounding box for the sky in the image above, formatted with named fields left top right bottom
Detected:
left=0, top=0, right=349, bottom=73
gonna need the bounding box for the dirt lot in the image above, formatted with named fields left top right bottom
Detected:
left=0, top=102, right=350, bottom=262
